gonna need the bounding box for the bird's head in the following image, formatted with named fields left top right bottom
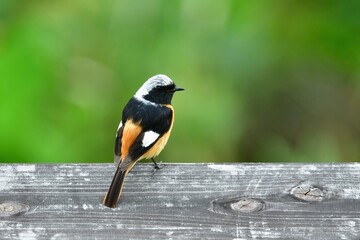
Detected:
left=135, top=74, right=184, bottom=105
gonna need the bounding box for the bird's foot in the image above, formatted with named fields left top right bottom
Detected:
left=151, top=158, right=165, bottom=175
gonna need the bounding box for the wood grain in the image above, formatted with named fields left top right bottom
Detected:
left=0, top=163, right=359, bottom=239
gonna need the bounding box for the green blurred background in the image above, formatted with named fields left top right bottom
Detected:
left=1, top=0, right=359, bottom=163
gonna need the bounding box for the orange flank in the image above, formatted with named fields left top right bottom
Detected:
left=121, top=119, right=142, bottom=159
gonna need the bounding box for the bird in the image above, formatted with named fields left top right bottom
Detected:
left=102, top=74, right=184, bottom=208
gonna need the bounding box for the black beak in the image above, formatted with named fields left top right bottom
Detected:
left=174, top=87, right=184, bottom=92
left=167, top=86, right=184, bottom=93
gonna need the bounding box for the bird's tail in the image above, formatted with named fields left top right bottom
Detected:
left=103, top=166, right=127, bottom=208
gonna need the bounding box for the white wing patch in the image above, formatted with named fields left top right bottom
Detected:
left=117, top=121, right=123, bottom=130
left=142, top=131, right=160, bottom=147
left=116, top=121, right=123, bottom=137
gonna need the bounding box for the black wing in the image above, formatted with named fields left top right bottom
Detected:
left=122, top=97, right=172, bottom=133
left=118, top=97, right=173, bottom=170
left=114, top=122, right=124, bottom=165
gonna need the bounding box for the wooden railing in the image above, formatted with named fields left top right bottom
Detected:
left=0, top=163, right=359, bottom=239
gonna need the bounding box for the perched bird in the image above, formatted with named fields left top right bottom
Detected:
left=103, top=74, right=184, bottom=208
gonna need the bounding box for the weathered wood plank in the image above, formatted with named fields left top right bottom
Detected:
left=0, top=163, right=359, bottom=239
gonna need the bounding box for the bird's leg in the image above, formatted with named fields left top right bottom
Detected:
left=151, top=158, right=164, bottom=169
left=151, top=158, right=164, bottom=175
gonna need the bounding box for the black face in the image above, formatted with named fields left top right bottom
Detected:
left=144, top=84, right=183, bottom=105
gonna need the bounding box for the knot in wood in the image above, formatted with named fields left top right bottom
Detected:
left=230, top=198, right=263, bottom=213
left=210, top=196, right=264, bottom=216
left=0, top=202, right=29, bottom=217
left=290, top=182, right=332, bottom=202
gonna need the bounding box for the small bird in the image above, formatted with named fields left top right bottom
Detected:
left=103, top=74, right=184, bottom=208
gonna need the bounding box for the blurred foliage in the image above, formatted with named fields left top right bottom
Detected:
left=1, top=0, right=360, bottom=163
